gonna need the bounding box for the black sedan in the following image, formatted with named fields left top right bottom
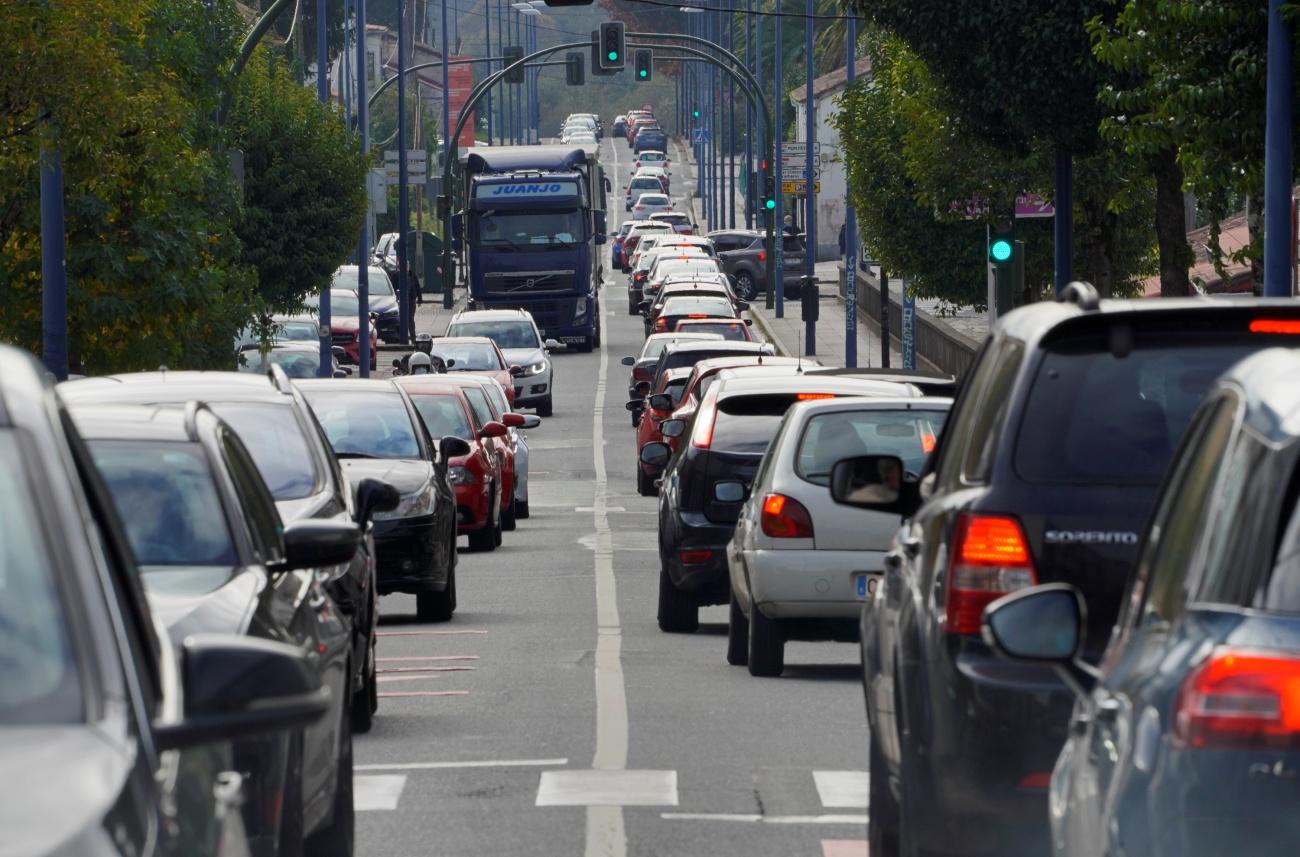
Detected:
left=69, top=402, right=360, bottom=857
left=0, top=344, right=333, bottom=857
left=298, top=379, right=464, bottom=622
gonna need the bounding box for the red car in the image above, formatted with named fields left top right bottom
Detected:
left=664, top=357, right=811, bottom=452
left=305, top=288, right=379, bottom=370
left=397, top=378, right=507, bottom=551
left=620, top=332, right=724, bottom=425
left=631, top=367, right=693, bottom=495
left=673, top=318, right=754, bottom=341
left=429, top=336, right=520, bottom=405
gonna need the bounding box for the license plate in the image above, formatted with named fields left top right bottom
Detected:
left=855, top=573, right=882, bottom=600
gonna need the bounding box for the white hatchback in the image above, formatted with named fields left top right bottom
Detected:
left=631, top=192, right=673, bottom=219
left=726, top=395, right=951, bottom=676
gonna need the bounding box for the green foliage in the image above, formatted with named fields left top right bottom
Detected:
left=228, top=49, right=370, bottom=314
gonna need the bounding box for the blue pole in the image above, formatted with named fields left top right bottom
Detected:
left=496, top=0, right=504, bottom=143
left=1264, top=0, right=1294, bottom=297
left=356, top=0, right=371, bottom=377
left=1054, top=148, right=1072, bottom=295
left=485, top=0, right=493, bottom=145
left=514, top=12, right=522, bottom=144
left=803, top=0, right=815, bottom=355
left=744, top=0, right=754, bottom=230
left=316, top=0, right=335, bottom=374
left=773, top=0, right=784, bottom=318
left=728, top=1, right=736, bottom=229
left=844, top=13, right=857, bottom=368
left=397, top=0, right=410, bottom=343
left=40, top=140, right=68, bottom=380
left=441, top=0, right=450, bottom=169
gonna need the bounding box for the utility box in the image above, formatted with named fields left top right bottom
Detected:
left=801, top=276, right=820, bottom=322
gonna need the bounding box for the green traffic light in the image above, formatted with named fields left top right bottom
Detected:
left=990, top=239, right=1013, bottom=262
left=764, top=199, right=776, bottom=210
left=608, top=50, right=618, bottom=61
left=692, top=110, right=700, bottom=118
left=639, top=69, right=647, bottom=78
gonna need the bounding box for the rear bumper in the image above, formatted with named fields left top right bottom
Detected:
left=372, top=514, right=445, bottom=592
left=664, top=510, right=734, bottom=605
left=733, top=547, right=889, bottom=619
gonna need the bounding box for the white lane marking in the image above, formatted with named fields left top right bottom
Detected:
left=376, top=675, right=443, bottom=684
left=537, top=770, right=678, bottom=807
left=357, top=758, right=569, bottom=773
left=575, top=506, right=625, bottom=512
left=813, top=771, right=870, bottom=809
left=354, top=774, right=407, bottom=811
left=584, top=133, right=631, bottom=857
left=659, top=813, right=870, bottom=825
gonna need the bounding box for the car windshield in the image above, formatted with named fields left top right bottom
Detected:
left=239, top=348, right=322, bottom=379
left=89, top=441, right=238, bottom=568
left=305, top=292, right=360, bottom=316
left=207, top=403, right=320, bottom=500
left=431, top=342, right=502, bottom=371
left=795, top=409, right=949, bottom=484
left=630, top=179, right=661, bottom=190
left=449, top=320, right=540, bottom=350
left=478, top=209, right=585, bottom=246
left=640, top=335, right=720, bottom=360
left=410, top=394, right=474, bottom=439
left=332, top=267, right=394, bottom=296
left=303, top=390, right=422, bottom=459
left=0, top=432, right=84, bottom=725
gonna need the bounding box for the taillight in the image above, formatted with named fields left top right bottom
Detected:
left=945, top=513, right=1036, bottom=635
left=691, top=396, right=718, bottom=448
left=760, top=493, right=815, bottom=538
left=679, top=549, right=713, bottom=565
left=1173, top=650, right=1300, bottom=750
left=654, top=317, right=667, bottom=331
left=1249, top=319, right=1300, bottom=334
left=757, top=250, right=766, bottom=263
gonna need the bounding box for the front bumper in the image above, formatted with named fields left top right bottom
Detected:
left=453, top=482, right=491, bottom=533
left=513, top=371, right=552, bottom=405
left=735, top=547, right=889, bottom=619
left=372, top=513, right=444, bottom=593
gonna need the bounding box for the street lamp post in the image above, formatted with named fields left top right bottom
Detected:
left=316, top=0, right=333, bottom=375
left=485, top=0, right=493, bottom=145
left=773, top=0, right=784, bottom=318
left=844, top=12, right=857, bottom=368
left=803, top=0, right=815, bottom=355
left=397, top=0, right=411, bottom=343
left=356, top=0, right=372, bottom=376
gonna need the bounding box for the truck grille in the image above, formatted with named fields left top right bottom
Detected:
left=482, top=270, right=575, bottom=296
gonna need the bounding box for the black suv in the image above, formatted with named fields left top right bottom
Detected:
left=844, top=286, right=1300, bottom=857
left=61, top=369, right=392, bottom=735
left=644, top=372, right=917, bottom=632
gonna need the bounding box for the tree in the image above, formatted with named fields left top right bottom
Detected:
left=228, top=49, right=370, bottom=314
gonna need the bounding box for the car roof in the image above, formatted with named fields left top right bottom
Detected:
left=690, top=355, right=806, bottom=375
left=68, top=402, right=201, bottom=443
left=450, top=308, right=536, bottom=324
left=708, top=229, right=763, bottom=239
left=60, top=371, right=292, bottom=406
left=643, top=332, right=725, bottom=346
left=665, top=340, right=773, bottom=356
left=785, top=395, right=953, bottom=418
left=294, top=378, right=400, bottom=393
left=711, top=373, right=918, bottom=399
left=433, top=336, right=498, bottom=347
left=659, top=282, right=729, bottom=297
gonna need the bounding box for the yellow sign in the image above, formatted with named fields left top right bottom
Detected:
left=782, top=180, right=821, bottom=194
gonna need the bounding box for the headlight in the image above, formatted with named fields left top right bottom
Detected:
left=448, top=466, right=478, bottom=485
left=373, top=484, right=436, bottom=520
left=525, top=360, right=547, bottom=376
left=573, top=296, right=588, bottom=322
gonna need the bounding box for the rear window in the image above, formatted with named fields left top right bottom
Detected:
left=677, top=321, right=748, bottom=340
left=796, top=409, right=948, bottom=485
left=661, top=298, right=734, bottom=316
left=1015, top=335, right=1262, bottom=485
left=712, top=393, right=817, bottom=454
left=411, top=394, right=474, bottom=439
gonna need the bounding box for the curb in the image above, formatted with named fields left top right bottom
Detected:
left=748, top=308, right=790, bottom=357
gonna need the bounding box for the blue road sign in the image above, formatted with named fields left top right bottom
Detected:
left=693, top=129, right=712, bottom=144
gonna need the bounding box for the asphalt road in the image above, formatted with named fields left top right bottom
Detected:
left=354, top=135, right=869, bottom=857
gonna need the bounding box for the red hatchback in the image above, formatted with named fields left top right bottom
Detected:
left=429, top=336, right=520, bottom=404
left=631, top=367, right=693, bottom=495
left=305, top=289, right=379, bottom=370
left=397, top=379, right=508, bottom=552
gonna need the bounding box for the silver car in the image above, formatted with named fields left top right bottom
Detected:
left=726, top=396, right=952, bottom=677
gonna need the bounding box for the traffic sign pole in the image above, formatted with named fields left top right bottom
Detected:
left=773, top=0, right=784, bottom=318
left=804, top=0, right=816, bottom=357
left=356, top=0, right=371, bottom=377
left=316, top=0, right=332, bottom=376
left=844, top=12, right=857, bottom=368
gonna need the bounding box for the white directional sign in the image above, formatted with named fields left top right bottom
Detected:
left=384, top=149, right=428, bottom=165
left=781, top=166, right=821, bottom=180
left=382, top=149, right=427, bottom=184
left=780, top=141, right=821, bottom=157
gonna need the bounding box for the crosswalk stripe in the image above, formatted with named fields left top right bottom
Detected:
left=536, top=769, right=678, bottom=807
left=354, top=775, right=406, bottom=811
left=813, top=771, right=869, bottom=809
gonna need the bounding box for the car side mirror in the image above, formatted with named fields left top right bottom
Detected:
left=331, top=346, right=348, bottom=360
left=647, top=393, right=673, bottom=412
left=479, top=421, right=508, bottom=439
left=714, top=481, right=746, bottom=502
left=278, top=519, right=361, bottom=571
left=519, top=414, right=541, bottom=429
left=638, top=300, right=651, bottom=313
left=634, top=380, right=652, bottom=397
left=829, top=455, right=910, bottom=512
left=621, top=356, right=636, bottom=366
left=659, top=418, right=686, bottom=439
left=501, top=412, right=525, bottom=428
left=735, top=300, right=750, bottom=312
left=356, top=477, right=400, bottom=524
left=982, top=585, right=1086, bottom=663
left=745, top=319, right=753, bottom=327
left=626, top=399, right=644, bottom=412
left=509, top=365, right=525, bottom=377
left=154, top=634, right=330, bottom=751
left=333, top=369, right=349, bottom=378
left=440, top=435, right=473, bottom=460
left=639, top=441, right=671, bottom=468
left=444, top=358, right=457, bottom=369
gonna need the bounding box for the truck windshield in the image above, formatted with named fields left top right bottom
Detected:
left=478, top=210, right=586, bottom=247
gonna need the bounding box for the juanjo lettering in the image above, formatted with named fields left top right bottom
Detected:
left=489, top=183, right=564, bottom=195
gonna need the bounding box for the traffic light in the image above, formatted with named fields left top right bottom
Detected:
left=762, top=164, right=776, bottom=211
left=598, top=22, right=625, bottom=70
left=589, top=30, right=618, bottom=76
left=565, top=52, right=584, bottom=86
left=692, top=109, right=700, bottom=119
left=634, top=49, right=652, bottom=81
left=502, top=46, right=524, bottom=84
left=989, top=219, right=1014, bottom=264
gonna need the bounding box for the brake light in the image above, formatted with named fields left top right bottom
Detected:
left=944, top=513, right=1036, bottom=635
left=687, top=313, right=709, bottom=319
left=691, top=395, right=718, bottom=448
left=757, top=250, right=766, bottom=263
left=796, top=393, right=835, bottom=401
left=1172, top=649, right=1300, bottom=750
left=655, top=317, right=667, bottom=331
left=760, top=493, right=815, bottom=538
left=921, top=434, right=936, bottom=453
left=1249, top=319, right=1300, bottom=334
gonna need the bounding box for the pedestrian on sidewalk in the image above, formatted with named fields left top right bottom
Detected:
left=783, top=215, right=797, bottom=236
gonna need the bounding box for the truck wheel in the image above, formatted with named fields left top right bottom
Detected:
left=537, top=396, right=553, bottom=418
left=593, top=320, right=602, bottom=349
left=657, top=566, right=699, bottom=633
left=747, top=606, right=785, bottom=676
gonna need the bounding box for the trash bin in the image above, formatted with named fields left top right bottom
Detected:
left=800, top=276, right=820, bottom=322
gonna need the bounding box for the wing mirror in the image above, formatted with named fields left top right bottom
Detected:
left=634, top=380, right=652, bottom=397
left=278, top=519, right=361, bottom=571
left=154, top=634, right=330, bottom=752
left=440, top=435, right=473, bottom=460
left=659, top=418, right=686, bottom=439
left=982, top=584, right=1097, bottom=695
left=518, top=414, right=541, bottom=429
left=332, top=369, right=349, bottom=378
left=356, top=477, right=400, bottom=524
left=626, top=399, right=644, bottom=412
left=828, top=455, right=919, bottom=516
left=735, top=300, right=751, bottom=312
left=621, top=356, right=636, bottom=366
left=639, top=442, right=671, bottom=468
left=509, top=365, right=525, bottom=377
left=647, top=393, right=673, bottom=412
left=479, top=421, right=508, bottom=439
left=331, top=345, right=348, bottom=360
left=713, top=481, right=746, bottom=503
left=500, top=412, right=526, bottom=428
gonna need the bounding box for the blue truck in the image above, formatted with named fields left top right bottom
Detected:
left=457, top=146, right=609, bottom=351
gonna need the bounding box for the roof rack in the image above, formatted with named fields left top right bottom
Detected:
left=267, top=363, right=294, bottom=395
left=181, top=400, right=207, bottom=442
left=1058, top=281, right=1101, bottom=311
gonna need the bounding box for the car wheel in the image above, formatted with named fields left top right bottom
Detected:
left=631, top=408, right=642, bottom=428
left=502, top=494, right=517, bottom=531
left=747, top=605, right=784, bottom=677
left=468, top=520, right=497, bottom=552
left=726, top=587, right=749, bottom=666
left=735, top=271, right=756, bottom=301
left=537, top=396, right=554, bottom=418
left=868, top=732, right=901, bottom=857
left=350, top=643, right=376, bottom=735
left=416, top=568, right=455, bottom=622
left=657, top=565, right=699, bottom=633
left=636, top=465, right=656, bottom=497
left=276, top=733, right=305, bottom=857
left=303, top=702, right=354, bottom=857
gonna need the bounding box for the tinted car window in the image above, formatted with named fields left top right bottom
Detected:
left=462, top=387, right=494, bottom=427
left=218, top=428, right=284, bottom=565
left=1015, top=337, right=1258, bottom=485
left=712, top=394, right=807, bottom=454
left=0, top=432, right=84, bottom=724
left=304, top=390, right=422, bottom=459
left=1195, top=431, right=1278, bottom=607
left=961, top=339, right=1023, bottom=483
left=411, top=395, right=474, bottom=438
left=209, top=403, right=320, bottom=500
left=238, top=349, right=323, bottom=379
left=796, top=410, right=948, bottom=485
left=90, top=441, right=238, bottom=568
